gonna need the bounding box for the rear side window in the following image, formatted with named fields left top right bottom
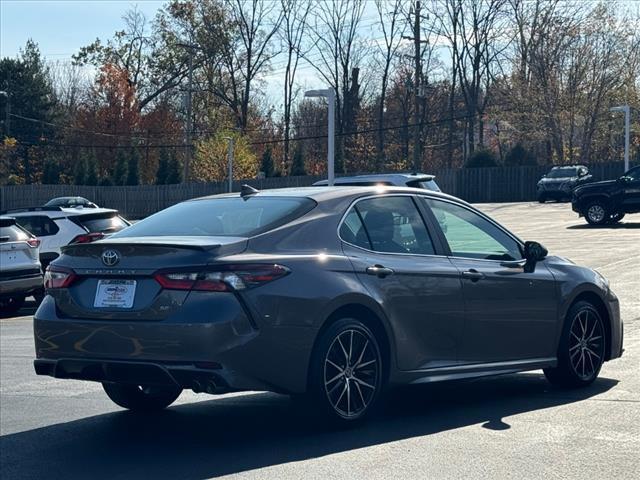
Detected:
left=15, top=216, right=60, bottom=237
left=341, top=196, right=435, bottom=255
left=112, top=197, right=316, bottom=238
left=0, top=225, right=30, bottom=242
left=75, top=214, right=129, bottom=233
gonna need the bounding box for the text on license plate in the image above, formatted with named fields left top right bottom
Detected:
left=94, top=279, right=137, bottom=308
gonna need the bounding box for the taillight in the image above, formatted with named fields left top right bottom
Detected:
left=154, top=264, right=289, bottom=292
left=27, top=238, right=40, bottom=248
left=44, top=266, right=77, bottom=289
left=70, top=232, right=105, bottom=244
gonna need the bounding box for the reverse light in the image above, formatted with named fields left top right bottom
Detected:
left=44, top=266, right=77, bottom=289
left=154, top=264, right=289, bottom=292
left=70, top=232, right=105, bottom=244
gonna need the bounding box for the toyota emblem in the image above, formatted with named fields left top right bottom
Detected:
left=101, top=249, right=120, bottom=266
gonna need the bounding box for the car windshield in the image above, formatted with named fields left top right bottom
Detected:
left=547, top=168, right=578, bottom=178
left=112, top=196, right=316, bottom=238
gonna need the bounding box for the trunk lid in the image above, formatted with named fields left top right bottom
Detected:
left=52, top=236, right=247, bottom=320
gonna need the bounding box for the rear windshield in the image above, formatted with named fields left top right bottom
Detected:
left=112, top=197, right=316, bottom=238
left=0, top=225, right=30, bottom=243
left=75, top=214, right=129, bottom=233
left=548, top=168, right=578, bottom=178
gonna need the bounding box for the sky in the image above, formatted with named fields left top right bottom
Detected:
left=0, top=0, right=368, bottom=107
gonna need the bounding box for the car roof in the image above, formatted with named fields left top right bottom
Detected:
left=550, top=165, right=586, bottom=169
left=190, top=185, right=462, bottom=205
left=5, top=207, right=119, bottom=219
left=313, top=173, right=435, bottom=186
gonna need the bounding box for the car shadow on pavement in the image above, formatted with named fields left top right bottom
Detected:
left=0, top=298, right=38, bottom=319
left=567, top=222, right=640, bottom=229
left=0, top=373, right=618, bottom=480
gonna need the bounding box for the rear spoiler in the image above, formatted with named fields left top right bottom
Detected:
left=61, top=235, right=248, bottom=254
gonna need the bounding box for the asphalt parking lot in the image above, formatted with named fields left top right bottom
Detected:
left=1, top=202, right=638, bottom=480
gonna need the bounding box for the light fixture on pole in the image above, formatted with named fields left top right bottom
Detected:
left=304, top=88, right=335, bottom=186
left=610, top=105, right=630, bottom=173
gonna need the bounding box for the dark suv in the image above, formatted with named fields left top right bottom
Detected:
left=572, top=165, right=640, bottom=225
left=537, top=165, right=592, bottom=203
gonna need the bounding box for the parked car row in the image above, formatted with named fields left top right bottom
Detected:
left=0, top=197, right=129, bottom=315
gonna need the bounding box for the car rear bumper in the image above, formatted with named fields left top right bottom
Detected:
left=33, top=295, right=316, bottom=394
left=0, top=275, right=42, bottom=296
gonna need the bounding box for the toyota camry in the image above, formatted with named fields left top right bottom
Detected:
left=33, top=186, right=623, bottom=423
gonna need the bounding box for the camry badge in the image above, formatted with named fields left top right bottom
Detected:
left=101, top=250, right=120, bottom=267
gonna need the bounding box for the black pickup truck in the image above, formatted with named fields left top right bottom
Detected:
left=572, top=165, right=640, bottom=225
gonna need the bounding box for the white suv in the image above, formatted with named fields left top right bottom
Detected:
left=0, top=216, right=42, bottom=315
left=1, top=206, right=130, bottom=269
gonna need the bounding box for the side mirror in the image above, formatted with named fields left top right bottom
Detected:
left=619, top=176, right=630, bottom=184
left=523, top=241, right=547, bottom=272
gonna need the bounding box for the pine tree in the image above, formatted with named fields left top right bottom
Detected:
left=125, top=148, right=139, bottom=186
left=260, top=147, right=274, bottom=177
left=73, top=156, right=87, bottom=185
left=113, top=149, right=128, bottom=185
left=290, top=147, right=306, bottom=176
left=85, top=152, right=98, bottom=186
left=166, top=153, right=182, bottom=184
left=155, top=148, right=169, bottom=184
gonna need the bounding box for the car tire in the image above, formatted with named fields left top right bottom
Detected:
left=33, top=289, right=45, bottom=305
left=537, top=194, right=546, bottom=203
left=102, top=382, right=182, bottom=411
left=0, top=296, right=25, bottom=315
left=584, top=200, right=609, bottom=226
left=607, top=212, right=625, bottom=224
left=544, top=301, right=606, bottom=388
left=307, top=318, right=384, bottom=424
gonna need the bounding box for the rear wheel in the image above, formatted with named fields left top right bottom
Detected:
left=102, top=382, right=182, bottom=411
left=0, top=296, right=25, bottom=315
left=584, top=200, right=609, bottom=226
left=537, top=194, right=547, bottom=203
left=307, top=318, right=384, bottom=424
left=544, top=301, right=605, bottom=388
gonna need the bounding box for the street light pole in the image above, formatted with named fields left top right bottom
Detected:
left=610, top=105, right=630, bottom=172
left=304, top=88, right=336, bottom=186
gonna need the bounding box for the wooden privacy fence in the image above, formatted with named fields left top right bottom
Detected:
left=0, top=162, right=632, bottom=218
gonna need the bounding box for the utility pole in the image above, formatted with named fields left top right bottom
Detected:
left=304, top=88, right=336, bottom=185
left=224, top=136, right=235, bottom=193
left=184, top=48, right=194, bottom=183
left=177, top=43, right=196, bottom=183
left=412, top=1, right=421, bottom=172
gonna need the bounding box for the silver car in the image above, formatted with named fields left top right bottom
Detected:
left=0, top=216, right=42, bottom=315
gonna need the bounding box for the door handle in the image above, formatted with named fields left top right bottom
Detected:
left=461, top=269, right=485, bottom=282
left=366, top=265, right=394, bottom=278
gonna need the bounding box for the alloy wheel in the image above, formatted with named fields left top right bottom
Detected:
left=587, top=204, right=605, bottom=223
left=323, top=329, right=380, bottom=419
left=568, top=308, right=604, bottom=381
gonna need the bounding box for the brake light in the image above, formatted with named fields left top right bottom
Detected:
left=154, top=264, right=289, bottom=292
left=44, top=266, right=77, bottom=289
left=70, top=232, right=105, bottom=244
left=27, top=238, right=40, bottom=248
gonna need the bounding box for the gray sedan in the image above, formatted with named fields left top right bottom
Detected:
left=33, top=187, right=623, bottom=423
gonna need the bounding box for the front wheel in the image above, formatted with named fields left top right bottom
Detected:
left=308, top=318, right=384, bottom=424
left=584, top=201, right=609, bottom=226
left=102, top=382, right=182, bottom=411
left=544, top=301, right=606, bottom=388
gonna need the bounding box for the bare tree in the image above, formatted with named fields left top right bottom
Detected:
left=305, top=0, right=365, bottom=172
left=374, top=0, right=406, bottom=168
left=279, top=0, right=311, bottom=173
